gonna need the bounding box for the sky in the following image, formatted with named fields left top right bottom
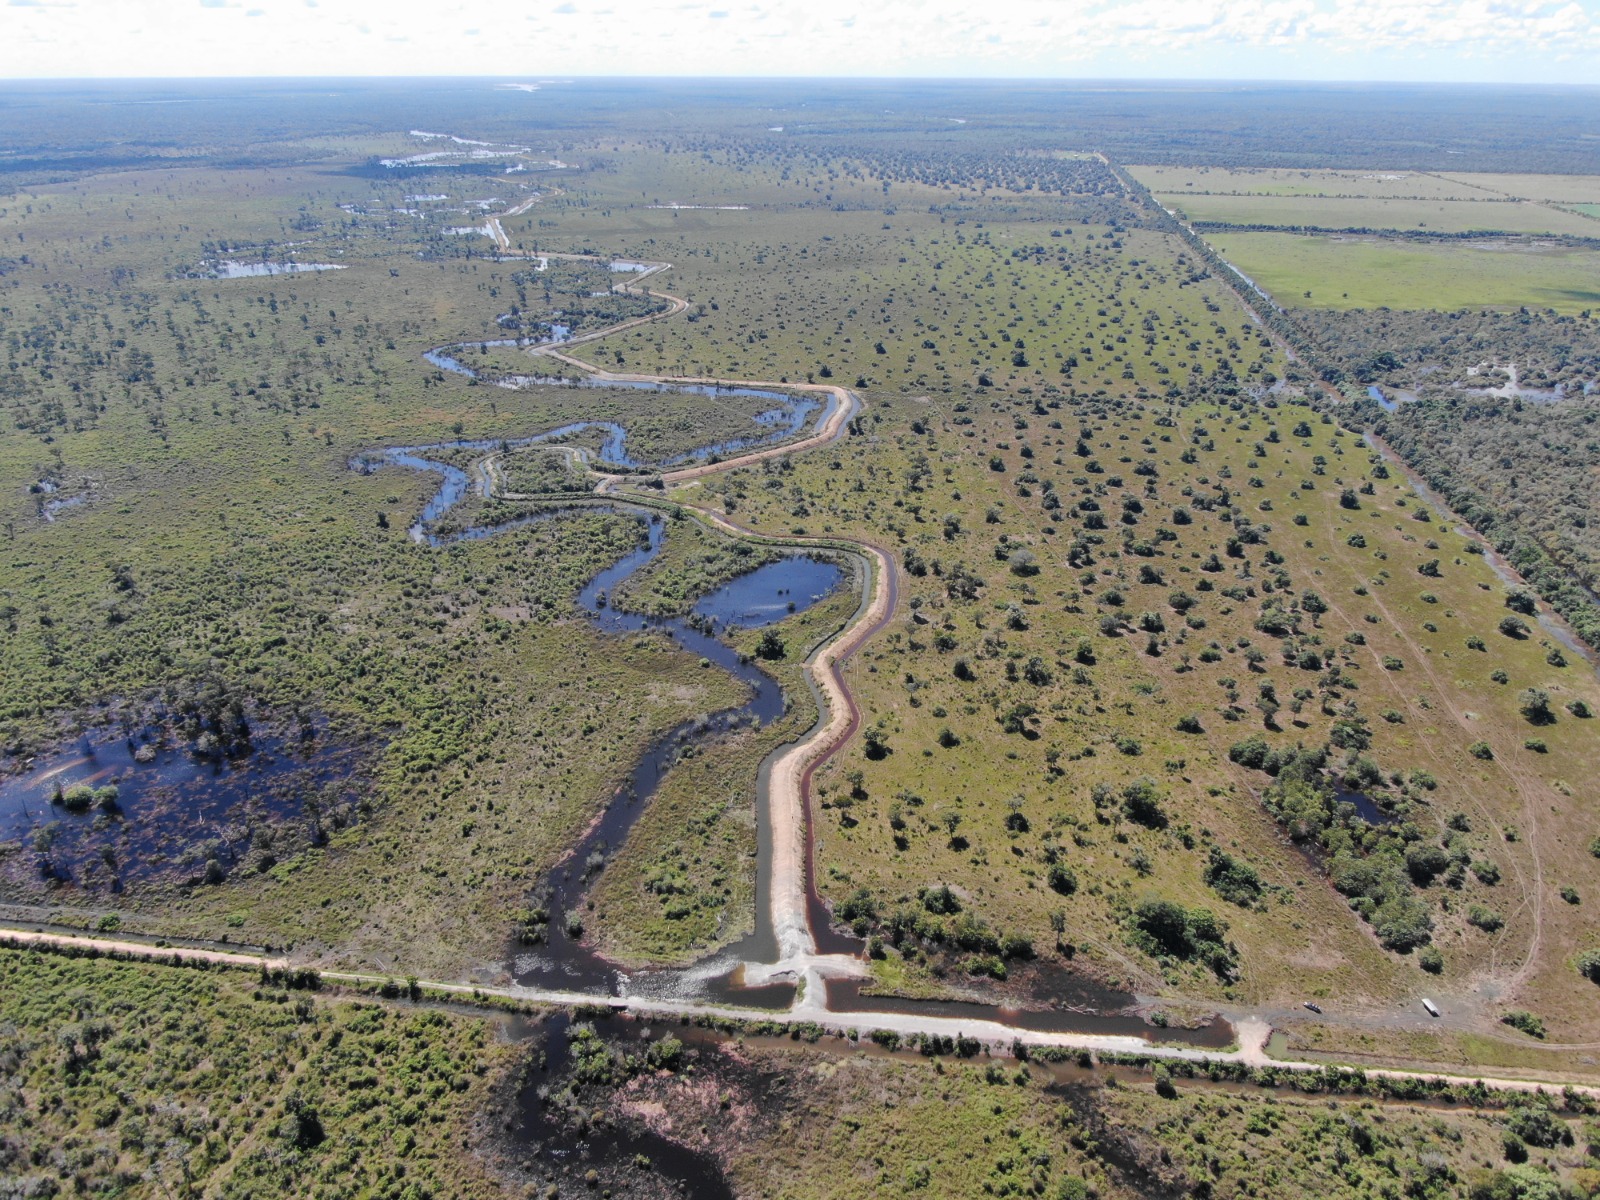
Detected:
left=2, top=0, right=1598, bottom=85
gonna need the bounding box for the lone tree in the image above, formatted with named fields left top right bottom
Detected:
left=1499, top=615, right=1531, bottom=639
left=1518, top=688, right=1554, bottom=724
left=940, top=810, right=963, bottom=847
left=756, top=628, right=785, bottom=661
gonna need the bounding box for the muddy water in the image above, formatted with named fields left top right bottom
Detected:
left=507, top=514, right=839, bottom=1008
left=503, top=1012, right=735, bottom=1199
left=0, top=720, right=372, bottom=889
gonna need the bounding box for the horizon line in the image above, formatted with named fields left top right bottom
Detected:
left=2, top=73, right=1600, bottom=90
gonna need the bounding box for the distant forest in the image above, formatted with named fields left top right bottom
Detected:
left=1, top=78, right=1597, bottom=186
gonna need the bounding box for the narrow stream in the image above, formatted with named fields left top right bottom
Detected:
left=359, top=427, right=1236, bottom=1046
left=506, top=512, right=840, bottom=1008
left=420, top=344, right=833, bottom=467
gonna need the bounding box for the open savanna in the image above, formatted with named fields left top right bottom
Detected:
left=520, top=207, right=1278, bottom=399
left=1206, top=232, right=1600, bottom=312
left=0, top=139, right=1113, bottom=977
left=6, top=121, right=1599, bottom=1052
left=701, top=384, right=1600, bottom=1042
left=475, top=152, right=1600, bottom=1047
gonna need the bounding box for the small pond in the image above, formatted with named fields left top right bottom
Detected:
left=692, top=556, right=844, bottom=630
left=1332, top=785, right=1398, bottom=826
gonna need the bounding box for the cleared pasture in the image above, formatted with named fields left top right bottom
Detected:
left=1208, top=232, right=1600, bottom=312
left=1164, top=193, right=1600, bottom=237
left=1130, top=165, right=1486, bottom=200
left=1437, top=172, right=1600, bottom=204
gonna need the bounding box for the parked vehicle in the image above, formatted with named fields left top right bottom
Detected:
left=1421, top=999, right=1441, bottom=1018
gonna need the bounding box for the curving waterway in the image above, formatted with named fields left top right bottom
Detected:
left=356, top=419, right=849, bottom=1007
left=330, top=192, right=1245, bottom=1047
left=422, top=338, right=832, bottom=469
left=357, top=368, right=1230, bottom=1046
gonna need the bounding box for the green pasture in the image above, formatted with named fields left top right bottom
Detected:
left=1130, top=165, right=1485, bottom=200
left=1165, top=193, right=1600, bottom=237
left=1208, top=232, right=1600, bottom=312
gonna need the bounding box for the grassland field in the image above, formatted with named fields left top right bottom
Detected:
left=1438, top=174, right=1600, bottom=205
left=1157, top=195, right=1600, bottom=239
left=1129, top=166, right=1600, bottom=206
left=1129, top=165, right=1492, bottom=200
left=1128, top=164, right=1600, bottom=312
left=2, top=120, right=1599, bottom=1085
left=1205, top=233, right=1600, bottom=313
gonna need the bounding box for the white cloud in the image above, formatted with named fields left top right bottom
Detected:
left=0, top=0, right=1596, bottom=80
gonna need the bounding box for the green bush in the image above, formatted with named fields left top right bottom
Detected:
left=1576, top=948, right=1600, bottom=982
left=1204, top=847, right=1264, bottom=907
left=1499, top=1011, right=1546, bottom=1040
left=1467, top=905, right=1504, bottom=932
left=1120, top=778, right=1166, bottom=828
left=1129, top=898, right=1236, bottom=979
